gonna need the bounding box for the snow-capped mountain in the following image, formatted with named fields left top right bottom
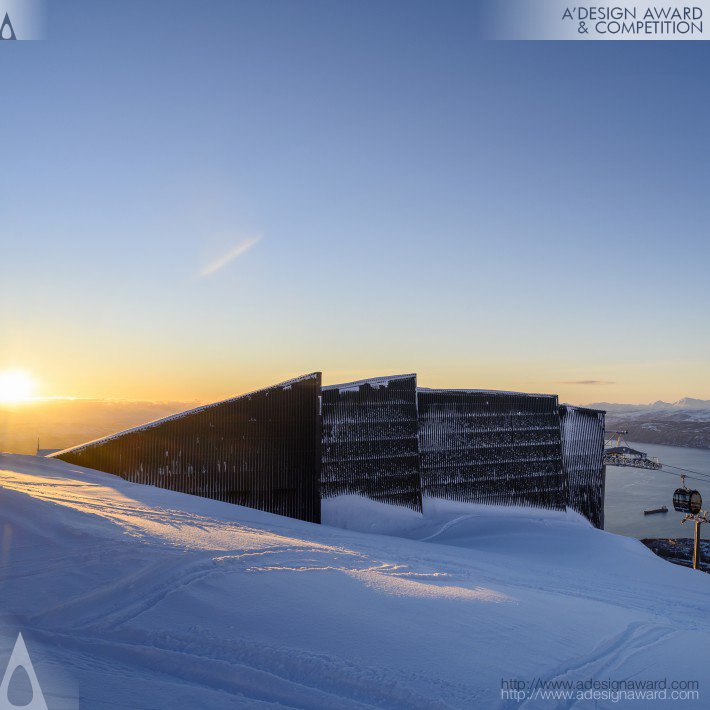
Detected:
left=588, top=398, right=710, bottom=449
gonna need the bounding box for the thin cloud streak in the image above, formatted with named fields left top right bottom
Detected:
left=200, top=236, right=261, bottom=277
left=559, top=380, right=616, bottom=386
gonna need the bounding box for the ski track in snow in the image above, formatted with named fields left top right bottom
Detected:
left=519, top=622, right=681, bottom=710
left=1, top=454, right=709, bottom=709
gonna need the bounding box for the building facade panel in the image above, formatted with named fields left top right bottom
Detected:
left=320, top=375, right=423, bottom=511
left=417, top=389, right=566, bottom=510
left=51, top=373, right=322, bottom=524
left=559, top=405, right=606, bottom=529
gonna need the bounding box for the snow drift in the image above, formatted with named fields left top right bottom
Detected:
left=0, top=453, right=709, bottom=708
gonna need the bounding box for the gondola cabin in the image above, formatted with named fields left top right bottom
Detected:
left=673, top=487, right=702, bottom=515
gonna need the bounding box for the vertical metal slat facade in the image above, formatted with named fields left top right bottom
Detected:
left=417, top=389, right=567, bottom=510
left=559, top=404, right=606, bottom=529
left=320, top=374, right=423, bottom=511
left=51, top=373, right=322, bottom=524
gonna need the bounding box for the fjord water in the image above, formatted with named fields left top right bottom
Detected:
left=605, top=441, right=710, bottom=540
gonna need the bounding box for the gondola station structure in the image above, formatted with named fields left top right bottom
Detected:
left=50, top=372, right=607, bottom=529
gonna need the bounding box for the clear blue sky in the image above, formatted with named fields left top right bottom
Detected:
left=2, top=1, right=708, bottom=403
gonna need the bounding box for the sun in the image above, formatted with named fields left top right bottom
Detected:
left=0, top=370, right=36, bottom=404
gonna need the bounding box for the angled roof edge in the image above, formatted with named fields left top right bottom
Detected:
left=322, top=373, right=417, bottom=392
left=49, top=372, right=322, bottom=458
left=559, top=403, right=607, bottom=415
left=417, top=387, right=557, bottom=398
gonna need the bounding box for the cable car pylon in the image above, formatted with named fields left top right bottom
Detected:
left=674, top=475, right=707, bottom=570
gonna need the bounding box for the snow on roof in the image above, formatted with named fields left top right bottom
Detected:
left=50, top=372, right=321, bottom=458
left=322, top=374, right=416, bottom=393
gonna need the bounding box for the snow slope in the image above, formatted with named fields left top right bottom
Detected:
left=1, top=454, right=709, bottom=709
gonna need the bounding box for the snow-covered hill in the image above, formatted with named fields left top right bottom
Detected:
left=590, top=399, right=710, bottom=450
left=0, top=454, right=709, bottom=708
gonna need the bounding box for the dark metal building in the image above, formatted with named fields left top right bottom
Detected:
left=320, top=375, right=423, bottom=511
left=417, top=389, right=567, bottom=510
left=49, top=371, right=606, bottom=529
left=51, top=373, right=323, bottom=524
left=559, top=404, right=606, bottom=529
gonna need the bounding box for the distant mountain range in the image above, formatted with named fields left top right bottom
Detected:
left=587, top=399, right=710, bottom=450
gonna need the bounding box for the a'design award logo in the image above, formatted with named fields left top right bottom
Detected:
left=0, top=632, right=48, bottom=709
left=0, top=12, right=16, bottom=39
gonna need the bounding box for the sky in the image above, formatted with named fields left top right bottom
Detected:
left=1, top=0, right=709, bottom=406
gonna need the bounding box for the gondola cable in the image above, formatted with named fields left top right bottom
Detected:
left=661, top=462, right=710, bottom=478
